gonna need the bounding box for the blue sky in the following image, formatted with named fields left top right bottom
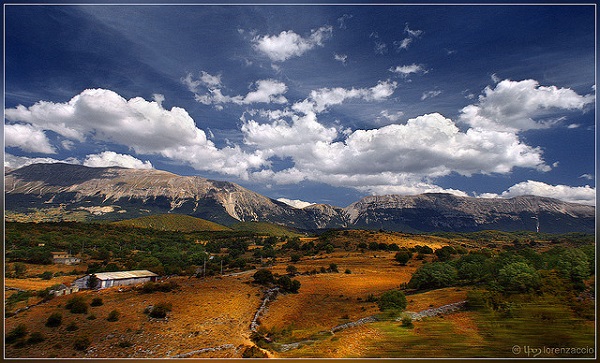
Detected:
left=4, top=4, right=596, bottom=207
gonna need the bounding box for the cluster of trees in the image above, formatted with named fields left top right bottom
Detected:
left=252, top=269, right=301, bottom=293
left=407, top=244, right=594, bottom=294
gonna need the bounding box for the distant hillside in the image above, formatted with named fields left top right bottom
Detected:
left=113, top=214, right=230, bottom=232
left=230, top=221, right=303, bottom=237
left=5, top=163, right=595, bottom=233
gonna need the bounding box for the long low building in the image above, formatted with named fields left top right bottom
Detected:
left=73, top=270, right=158, bottom=289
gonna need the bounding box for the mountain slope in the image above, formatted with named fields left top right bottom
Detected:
left=5, top=163, right=595, bottom=233
left=4, top=163, right=336, bottom=229
left=344, top=193, right=595, bottom=233
left=113, top=214, right=231, bottom=232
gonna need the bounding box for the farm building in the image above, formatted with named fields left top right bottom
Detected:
left=73, top=270, right=158, bottom=290
left=49, top=284, right=79, bottom=297
left=52, top=251, right=81, bottom=265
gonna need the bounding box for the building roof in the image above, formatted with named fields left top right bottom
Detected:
left=92, top=270, right=158, bottom=281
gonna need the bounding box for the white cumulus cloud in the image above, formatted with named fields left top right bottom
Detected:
left=480, top=180, right=595, bottom=206
left=4, top=153, right=80, bottom=170
left=5, top=123, right=56, bottom=154
left=4, top=89, right=267, bottom=179
left=252, top=26, right=333, bottom=62
left=193, top=78, right=288, bottom=106
left=460, top=79, right=595, bottom=132
left=292, top=80, right=397, bottom=114
left=390, top=64, right=426, bottom=77
left=83, top=151, right=153, bottom=169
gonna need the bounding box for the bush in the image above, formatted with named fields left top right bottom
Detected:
left=90, top=297, right=103, bottom=307
left=401, top=314, right=414, bottom=328
left=394, top=251, right=412, bottom=265
left=377, top=290, right=407, bottom=312
left=73, top=337, right=91, bottom=351
left=290, top=253, right=302, bottom=263
left=27, top=332, right=45, bottom=345
left=6, top=324, right=28, bottom=344
left=139, top=280, right=179, bottom=294
left=408, top=262, right=458, bottom=290
left=40, top=271, right=53, bottom=280
left=66, top=322, right=79, bottom=331
left=65, top=296, right=88, bottom=314
left=252, top=269, right=275, bottom=285
left=45, top=312, right=62, bottom=327
left=148, top=302, right=172, bottom=319
left=345, top=269, right=352, bottom=274
left=106, top=309, right=120, bottom=322
left=286, top=265, right=298, bottom=276
left=329, top=263, right=339, bottom=273
left=87, top=314, right=97, bottom=320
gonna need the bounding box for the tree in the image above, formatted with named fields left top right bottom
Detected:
left=498, top=262, right=541, bottom=293
left=556, top=249, right=590, bottom=283
left=434, top=246, right=456, bottom=262
left=87, top=274, right=100, bottom=289
left=290, top=253, right=301, bottom=263
left=394, top=251, right=412, bottom=265
left=408, top=262, right=458, bottom=290
left=377, top=290, right=407, bottom=312
left=329, top=263, right=339, bottom=273
left=253, top=269, right=275, bottom=285
left=286, top=265, right=298, bottom=276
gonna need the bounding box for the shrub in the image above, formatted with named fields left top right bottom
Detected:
left=65, top=296, right=88, bottom=314
left=408, top=262, right=458, bottom=290
left=401, top=314, right=414, bottom=328
left=106, top=309, right=120, bottom=322
left=252, top=269, right=275, bottom=285
left=139, top=280, right=179, bottom=294
left=40, top=271, right=53, bottom=280
left=66, top=322, right=79, bottom=331
left=6, top=324, right=28, bottom=344
left=329, top=263, right=339, bottom=273
left=90, top=297, right=103, bottom=307
left=118, top=340, right=133, bottom=348
left=344, top=269, right=352, bottom=274
left=73, top=337, right=91, bottom=351
left=286, top=265, right=298, bottom=276
left=377, top=290, right=407, bottom=312
left=148, top=302, right=172, bottom=319
left=27, top=332, right=45, bottom=345
left=87, top=314, right=97, bottom=320
left=45, top=312, right=62, bottom=327
left=394, top=251, right=412, bottom=265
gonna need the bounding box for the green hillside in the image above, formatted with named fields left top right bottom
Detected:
left=113, top=214, right=231, bottom=232
left=230, top=221, right=303, bottom=237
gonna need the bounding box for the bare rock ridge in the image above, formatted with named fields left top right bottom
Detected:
left=5, top=163, right=595, bottom=233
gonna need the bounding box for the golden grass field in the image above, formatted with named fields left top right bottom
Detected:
left=5, top=231, right=593, bottom=358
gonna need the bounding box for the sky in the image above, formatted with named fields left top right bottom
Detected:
left=3, top=3, right=597, bottom=207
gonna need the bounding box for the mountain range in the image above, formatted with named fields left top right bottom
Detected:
left=4, top=163, right=595, bottom=233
